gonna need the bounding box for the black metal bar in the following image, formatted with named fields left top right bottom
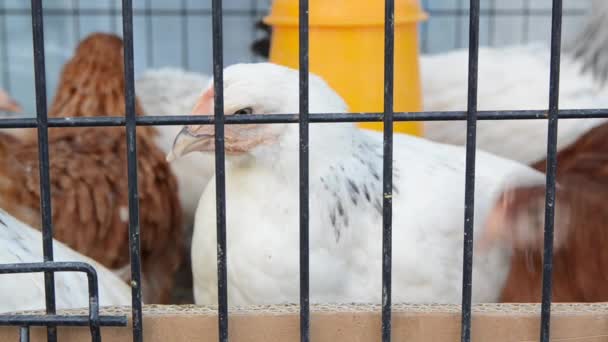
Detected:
left=1, top=316, right=126, bottom=327
left=29, top=1, right=57, bottom=341
left=298, top=0, right=310, bottom=341
left=0, top=260, right=95, bottom=275
left=19, top=326, right=29, bottom=342
left=460, top=0, right=480, bottom=340
left=0, top=262, right=128, bottom=338
left=540, top=0, right=563, bottom=341
left=0, top=262, right=129, bottom=341
left=121, top=1, right=144, bottom=342
left=211, top=0, right=229, bottom=341
left=86, top=264, right=101, bottom=341
left=382, top=0, right=395, bottom=341
left=2, top=108, right=608, bottom=129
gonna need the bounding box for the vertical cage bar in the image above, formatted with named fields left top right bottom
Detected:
left=382, top=0, right=395, bottom=341
left=540, top=0, right=562, bottom=341
left=211, top=0, right=229, bottom=341
left=460, top=0, right=480, bottom=341
left=84, top=265, right=102, bottom=342
left=121, top=1, right=144, bottom=341
left=20, top=326, right=30, bottom=342
left=298, top=0, right=310, bottom=341
left=30, top=1, right=57, bottom=341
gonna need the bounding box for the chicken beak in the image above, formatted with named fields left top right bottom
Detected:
left=166, top=125, right=214, bottom=162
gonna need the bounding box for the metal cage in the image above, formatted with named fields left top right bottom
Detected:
left=0, top=0, right=603, bottom=342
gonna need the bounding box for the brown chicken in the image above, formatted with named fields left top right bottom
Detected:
left=480, top=122, right=608, bottom=302
left=0, top=33, right=183, bottom=304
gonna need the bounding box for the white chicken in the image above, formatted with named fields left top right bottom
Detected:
left=0, top=208, right=131, bottom=313
left=422, top=0, right=608, bottom=165
left=135, top=67, right=214, bottom=237
left=168, top=63, right=545, bottom=306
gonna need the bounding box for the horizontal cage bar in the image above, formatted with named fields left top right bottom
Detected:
left=0, top=262, right=100, bottom=275
left=0, top=316, right=127, bottom=327
left=1, top=109, right=608, bottom=129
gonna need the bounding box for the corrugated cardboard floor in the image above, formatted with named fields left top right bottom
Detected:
left=2, top=303, right=608, bottom=341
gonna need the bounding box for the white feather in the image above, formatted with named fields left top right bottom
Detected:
left=0, top=209, right=131, bottom=313
left=189, top=63, right=544, bottom=306
left=421, top=2, right=608, bottom=165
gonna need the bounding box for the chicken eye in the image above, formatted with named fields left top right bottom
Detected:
left=233, top=107, right=253, bottom=115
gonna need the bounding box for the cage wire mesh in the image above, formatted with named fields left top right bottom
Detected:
left=0, top=0, right=600, bottom=342
left=0, top=0, right=591, bottom=114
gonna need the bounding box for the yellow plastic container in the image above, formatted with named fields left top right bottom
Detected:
left=264, top=0, right=428, bottom=136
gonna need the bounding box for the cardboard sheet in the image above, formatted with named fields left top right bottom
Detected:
left=2, top=303, right=608, bottom=341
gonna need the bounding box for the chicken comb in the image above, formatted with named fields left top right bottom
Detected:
left=192, top=87, right=214, bottom=115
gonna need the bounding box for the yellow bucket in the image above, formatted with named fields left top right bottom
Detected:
left=264, top=0, right=427, bottom=136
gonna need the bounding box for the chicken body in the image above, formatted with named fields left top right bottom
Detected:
left=422, top=0, right=608, bottom=165
left=168, top=63, right=545, bottom=306
left=0, top=208, right=131, bottom=313
left=0, top=33, right=183, bottom=304
left=421, top=42, right=608, bottom=165
left=481, top=122, right=608, bottom=303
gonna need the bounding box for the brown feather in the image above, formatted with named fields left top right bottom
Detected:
left=0, top=32, right=183, bottom=304
left=487, top=122, right=608, bottom=302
